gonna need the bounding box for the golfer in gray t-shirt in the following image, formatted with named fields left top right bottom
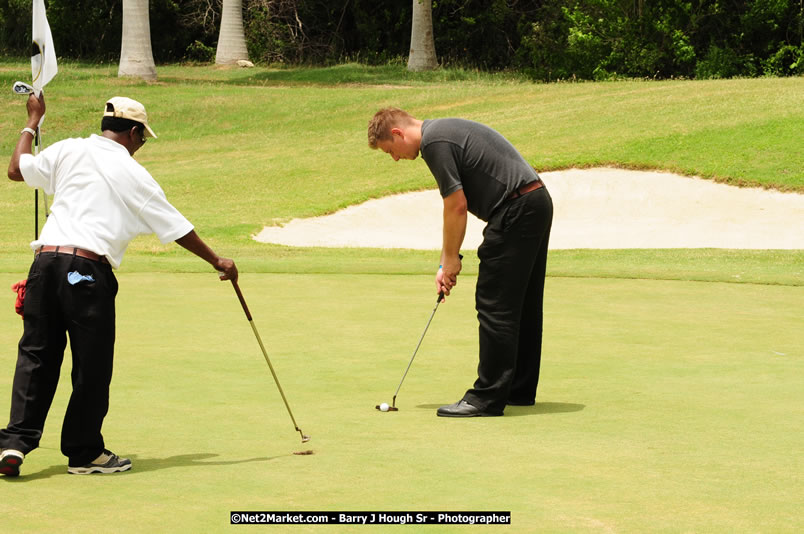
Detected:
left=368, top=108, right=553, bottom=417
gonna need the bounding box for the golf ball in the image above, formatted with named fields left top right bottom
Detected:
left=380, top=403, right=389, bottom=412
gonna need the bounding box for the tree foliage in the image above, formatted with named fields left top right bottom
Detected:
left=0, top=0, right=802, bottom=80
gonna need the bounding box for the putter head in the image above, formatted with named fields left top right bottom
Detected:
left=295, top=427, right=311, bottom=443
left=12, top=81, right=34, bottom=95
left=375, top=404, right=399, bottom=412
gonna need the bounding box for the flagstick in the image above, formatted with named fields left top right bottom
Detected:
left=35, top=126, right=48, bottom=218
left=34, top=190, right=39, bottom=241
left=30, top=0, right=58, bottom=240
left=33, top=126, right=42, bottom=240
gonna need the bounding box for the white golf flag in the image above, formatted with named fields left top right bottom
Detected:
left=31, top=0, right=57, bottom=97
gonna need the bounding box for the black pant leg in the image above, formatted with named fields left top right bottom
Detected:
left=465, top=188, right=552, bottom=413
left=0, top=255, right=68, bottom=453
left=509, top=193, right=552, bottom=402
left=58, top=256, right=118, bottom=467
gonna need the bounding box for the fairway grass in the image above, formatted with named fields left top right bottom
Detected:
left=0, top=273, right=800, bottom=533
left=1, top=63, right=803, bottom=263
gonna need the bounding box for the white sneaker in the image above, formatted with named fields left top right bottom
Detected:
left=0, top=449, right=24, bottom=477
left=68, top=449, right=132, bottom=475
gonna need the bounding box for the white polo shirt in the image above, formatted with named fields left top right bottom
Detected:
left=19, top=134, right=194, bottom=269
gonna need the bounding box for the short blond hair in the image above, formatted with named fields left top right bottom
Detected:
left=367, top=107, right=416, bottom=149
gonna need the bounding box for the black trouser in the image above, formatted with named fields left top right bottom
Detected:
left=0, top=251, right=117, bottom=467
left=463, top=186, right=553, bottom=414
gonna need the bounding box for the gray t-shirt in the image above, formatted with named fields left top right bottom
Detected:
left=420, top=118, right=540, bottom=221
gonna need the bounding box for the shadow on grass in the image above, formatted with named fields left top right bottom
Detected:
left=127, top=453, right=285, bottom=474
left=2, top=453, right=284, bottom=481
left=504, top=402, right=586, bottom=417
left=2, top=464, right=64, bottom=482
left=415, top=402, right=585, bottom=417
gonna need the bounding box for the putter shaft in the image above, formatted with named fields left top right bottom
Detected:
left=232, top=280, right=309, bottom=443
left=391, top=291, right=444, bottom=407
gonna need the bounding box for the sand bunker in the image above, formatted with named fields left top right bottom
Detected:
left=254, top=168, right=804, bottom=249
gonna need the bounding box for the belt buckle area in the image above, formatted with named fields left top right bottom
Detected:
left=35, top=246, right=107, bottom=265
left=509, top=181, right=537, bottom=201
left=519, top=180, right=542, bottom=197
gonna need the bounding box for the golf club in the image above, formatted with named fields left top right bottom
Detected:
left=231, top=279, right=310, bottom=444
left=376, top=254, right=462, bottom=412
left=376, top=288, right=447, bottom=413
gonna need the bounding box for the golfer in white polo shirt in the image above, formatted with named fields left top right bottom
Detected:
left=0, top=93, right=237, bottom=477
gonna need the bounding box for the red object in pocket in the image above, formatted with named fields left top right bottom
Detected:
left=11, top=279, right=26, bottom=318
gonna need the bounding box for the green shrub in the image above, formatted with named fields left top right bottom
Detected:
left=695, top=45, right=743, bottom=79
left=184, top=40, right=214, bottom=63
left=762, top=44, right=804, bottom=76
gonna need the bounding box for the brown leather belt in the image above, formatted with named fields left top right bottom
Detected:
left=36, top=245, right=109, bottom=264
left=507, top=180, right=544, bottom=201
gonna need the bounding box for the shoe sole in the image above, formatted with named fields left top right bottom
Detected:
left=436, top=411, right=503, bottom=418
left=68, top=463, right=132, bottom=475
left=0, top=454, right=23, bottom=477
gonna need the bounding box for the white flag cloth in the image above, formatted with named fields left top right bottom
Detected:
left=31, top=0, right=57, bottom=97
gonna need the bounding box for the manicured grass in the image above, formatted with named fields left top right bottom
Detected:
left=0, top=63, right=802, bottom=532
left=1, top=63, right=803, bottom=267
left=0, top=272, right=801, bottom=532
left=2, top=247, right=801, bottom=287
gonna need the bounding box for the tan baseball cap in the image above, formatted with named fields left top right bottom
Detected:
left=103, top=96, right=157, bottom=138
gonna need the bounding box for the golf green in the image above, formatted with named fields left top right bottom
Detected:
left=0, top=272, right=800, bottom=532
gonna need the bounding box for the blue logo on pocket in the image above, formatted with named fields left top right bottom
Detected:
left=67, top=271, right=95, bottom=285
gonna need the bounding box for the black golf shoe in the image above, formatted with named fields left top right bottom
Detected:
left=436, top=399, right=503, bottom=417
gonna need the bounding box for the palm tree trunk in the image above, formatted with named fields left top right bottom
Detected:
left=118, top=0, right=157, bottom=81
left=408, top=0, right=438, bottom=71
left=216, top=0, right=249, bottom=64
